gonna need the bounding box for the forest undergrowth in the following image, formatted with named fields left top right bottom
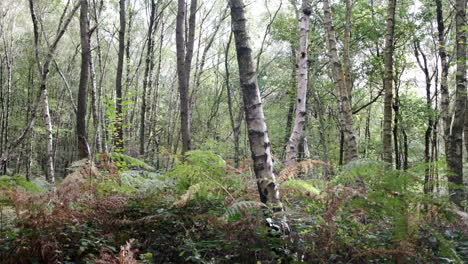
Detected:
left=0, top=151, right=466, bottom=264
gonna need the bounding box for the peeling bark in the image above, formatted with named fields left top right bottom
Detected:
left=229, top=0, right=284, bottom=211
left=284, top=0, right=311, bottom=167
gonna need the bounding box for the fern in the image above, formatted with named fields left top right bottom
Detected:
left=119, top=170, right=169, bottom=192
left=426, top=226, right=464, bottom=264
left=223, top=201, right=267, bottom=220
left=0, top=175, right=43, bottom=194
left=107, top=152, right=155, bottom=171
left=280, top=180, right=321, bottom=196
left=277, top=159, right=329, bottom=183
left=170, top=183, right=202, bottom=209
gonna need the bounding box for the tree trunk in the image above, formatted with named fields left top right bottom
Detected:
left=382, top=0, right=396, bottom=166
left=284, top=0, right=311, bottom=167
left=229, top=0, right=284, bottom=211
left=225, top=32, right=242, bottom=168
left=89, top=43, right=102, bottom=153
left=435, top=0, right=450, bottom=164
left=343, top=0, right=353, bottom=100
left=77, top=0, right=90, bottom=159
left=175, top=0, right=197, bottom=155
left=140, top=0, right=157, bottom=155
left=115, top=0, right=126, bottom=151
left=323, top=0, right=358, bottom=163
left=414, top=41, right=434, bottom=194
left=26, top=0, right=79, bottom=183
left=447, top=0, right=467, bottom=206
left=393, top=81, right=400, bottom=170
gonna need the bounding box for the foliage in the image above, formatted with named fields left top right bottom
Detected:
left=165, top=150, right=235, bottom=204
left=0, top=175, right=44, bottom=194
left=100, top=152, right=155, bottom=172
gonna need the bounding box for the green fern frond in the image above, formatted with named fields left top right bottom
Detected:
left=108, top=152, right=155, bottom=171
left=281, top=180, right=321, bottom=195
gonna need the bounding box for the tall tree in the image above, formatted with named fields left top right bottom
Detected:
left=77, top=0, right=91, bottom=159
left=224, top=31, right=243, bottom=168
left=176, top=0, right=197, bottom=155
left=414, top=41, right=435, bottom=193
left=447, top=0, right=467, bottom=206
left=284, top=0, right=311, bottom=166
left=382, top=0, right=396, bottom=165
left=115, top=0, right=126, bottom=151
left=435, top=0, right=450, bottom=165
left=140, top=0, right=157, bottom=155
left=323, top=0, right=358, bottom=163
left=27, top=0, right=79, bottom=183
left=228, top=0, right=284, bottom=211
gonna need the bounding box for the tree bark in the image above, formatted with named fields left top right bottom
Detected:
left=382, top=0, right=396, bottom=166
left=26, top=0, right=79, bottom=183
left=229, top=0, right=284, bottom=211
left=447, top=0, right=467, bottom=206
left=323, top=0, right=358, bottom=163
left=435, top=0, right=450, bottom=164
left=176, top=0, right=197, bottom=155
left=140, top=0, right=157, bottom=155
left=225, top=32, right=242, bottom=168
left=77, top=0, right=91, bottom=159
left=414, top=41, right=434, bottom=193
left=284, top=0, right=311, bottom=167
left=114, top=0, right=126, bottom=151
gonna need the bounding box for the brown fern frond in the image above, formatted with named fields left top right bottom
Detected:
left=277, top=159, right=330, bottom=183
left=170, top=183, right=201, bottom=209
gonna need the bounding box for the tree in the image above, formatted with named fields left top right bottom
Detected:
left=176, top=0, right=197, bottom=155
left=447, top=0, right=467, bottom=206
left=140, top=0, right=157, bottom=155
left=435, top=0, right=450, bottom=165
left=228, top=0, right=283, bottom=210
left=382, top=0, right=396, bottom=165
left=27, top=0, right=79, bottom=183
left=284, top=0, right=311, bottom=167
left=77, top=0, right=91, bottom=159
left=115, top=0, right=126, bottom=151
left=323, top=0, right=358, bottom=164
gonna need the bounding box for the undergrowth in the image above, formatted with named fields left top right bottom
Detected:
left=0, top=153, right=466, bottom=263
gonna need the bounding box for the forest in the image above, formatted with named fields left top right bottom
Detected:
left=0, top=0, right=467, bottom=263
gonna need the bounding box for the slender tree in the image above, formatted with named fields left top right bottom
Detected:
left=447, top=0, right=467, bottom=206
left=382, top=0, right=396, bottom=165
left=323, top=0, right=358, bottom=163
left=284, top=0, right=311, bottom=166
left=228, top=0, right=284, bottom=211
left=175, top=0, right=197, bottom=155
left=115, top=0, right=126, bottom=151
left=435, top=0, right=450, bottom=163
left=140, top=0, right=157, bottom=155
left=27, top=0, right=79, bottom=183
left=77, top=0, right=91, bottom=159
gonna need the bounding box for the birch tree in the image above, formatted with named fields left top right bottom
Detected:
left=228, top=0, right=284, bottom=210
left=323, top=0, right=358, bottom=163
left=284, top=0, right=311, bottom=167
left=27, top=0, right=79, bottom=183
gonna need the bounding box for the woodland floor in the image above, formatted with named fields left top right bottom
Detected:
left=0, top=153, right=467, bottom=264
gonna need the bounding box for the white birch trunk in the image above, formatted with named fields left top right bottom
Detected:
left=284, top=0, right=311, bottom=167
